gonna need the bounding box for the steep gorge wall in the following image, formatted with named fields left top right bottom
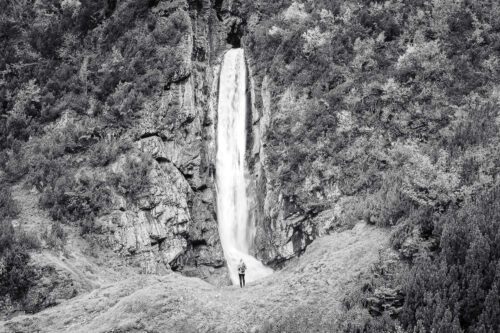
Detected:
left=93, top=0, right=332, bottom=281
left=245, top=57, right=344, bottom=268
left=93, top=0, right=234, bottom=284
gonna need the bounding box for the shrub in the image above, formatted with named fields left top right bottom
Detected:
left=333, top=308, right=397, bottom=333
left=3, top=148, right=29, bottom=182
left=100, top=0, right=150, bottom=45
left=152, top=9, right=190, bottom=45
left=0, top=151, right=8, bottom=170
left=0, top=219, right=16, bottom=255
left=88, top=137, right=132, bottom=167
left=16, top=229, right=42, bottom=251
left=108, top=153, right=153, bottom=200
left=4, top=80, right=41, bottom=142
left=103, top=82, right=145, bottom=128
left=42, top=220, right=67, bottom=249
left=0, top=184, right=20, bottom=220
left=0, top=245, right=36, bottom=301
left=11, top=117, right=100, bottom=189
left=25, top=156, right=69, bottom=191
left=40, top=174, right=111, bottom=226
left=353, top=172, right=414, bottom=227
left=0, top=186, right=38, bottom=302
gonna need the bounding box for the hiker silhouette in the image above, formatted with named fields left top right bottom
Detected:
left=237, top=259, right=246, bottom=288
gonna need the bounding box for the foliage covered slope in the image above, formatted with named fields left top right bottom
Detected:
left=1, top=0, right=192, bottom=223
left=2, top=0, right=500, bottom=331
left=237, top=0, right=500, bottom=331
left=1, top=0, right=195, bottom=315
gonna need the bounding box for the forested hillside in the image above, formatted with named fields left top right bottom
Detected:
left=1, top=0, right=500, bottom=332
left=239, top=0, right=500, bottom=331
left=1, top=0, right=215, bottom=316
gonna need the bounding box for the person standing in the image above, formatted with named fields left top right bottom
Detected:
left=238, top=259, right=246, bottom=288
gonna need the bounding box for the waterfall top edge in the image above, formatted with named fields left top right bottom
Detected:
left=224, top=48, right=244, bottom=56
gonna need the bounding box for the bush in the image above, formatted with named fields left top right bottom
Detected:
left=2, top=124, right=74, bottom=186
left=0, top=184, right=20, bottom=220
left=0, top=245, right=36, bottom=301
left=352, top=172, right=414, bottom=227
left=9, top=117, right=101, bottom=188
left=42, top=220, right=67, bottom=249
left=103, top=82, right=146, bottom=128
left=16, top=229, right=43, bottom=251
left=0, top=219, right=16, bottom=255
left=3, top=152, right=27, bottom=182
left=0, top=186, right=38, bottom=302
left=152, top=9, right=190, bottom=45
left=40, top=174, right=111, bottom=227
left=25, top=156, right=69, bottom=191
left=333, top=308, right=397, bottom=333
left=88, top=137, right=132, bottom=167
left=108, top=153, right=153, bottom=200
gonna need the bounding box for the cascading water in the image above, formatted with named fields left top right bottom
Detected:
left=216, top=48, right=273, bottom=285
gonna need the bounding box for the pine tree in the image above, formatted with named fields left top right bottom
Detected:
left=477, top=283, right=500, bottom=332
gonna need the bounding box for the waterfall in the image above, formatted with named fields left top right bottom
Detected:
left=216, top=49, right=273, bottom=285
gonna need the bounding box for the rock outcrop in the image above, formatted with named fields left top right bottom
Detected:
left=88, top=0, right=235, bottom=284
left=245, top=68, right=346, bottom=267
left=366, top=287, right=405, bottom=317
left=80, top=0, right=348, bottom=281
left=97, top=155, right=193, bottom=273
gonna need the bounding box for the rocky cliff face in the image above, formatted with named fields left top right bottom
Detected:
left=86, top=0, right=338, bottom=282
left=89, top=0, right=235, bottom=284
left=245, top=65, right=345, bottom=268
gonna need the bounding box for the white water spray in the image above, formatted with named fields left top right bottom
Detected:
left=216, top=49, right=273, bottom=285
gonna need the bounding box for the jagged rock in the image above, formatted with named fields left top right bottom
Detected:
left=97, top=155, right=194, bottom=273
left=137, top=136, right=169, bottom=161
left=399, top=227, right=438, bottom=259
left=90, top=0, right=229, bottom=282
left=366, top=286, right=405, bottom=317
left=245, top=67, right=352, bottom=267
left=171, top=34, right=193, bottom=83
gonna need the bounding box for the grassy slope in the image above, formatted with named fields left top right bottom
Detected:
left=1, top=223, right=388, bottom=333
left=3, top=184, right=138, bottom=317
left=12, top=183, right=136, bottom=284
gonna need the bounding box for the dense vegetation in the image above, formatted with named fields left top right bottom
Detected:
left=242, top=0, right=500, bottom=214
left=239, top=0, right=500, bottom=331
left=403, top=185, right=500, bottom=333
left=2, top=0, right=500, bottom=330
left=0, top=0, right=190, bottom=312
left=0, top=0, right=191, bottom=227
left=0, top=185, right=39, bottom=304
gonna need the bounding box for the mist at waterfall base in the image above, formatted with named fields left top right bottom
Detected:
left=216, top=49, right=273, bottom=285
